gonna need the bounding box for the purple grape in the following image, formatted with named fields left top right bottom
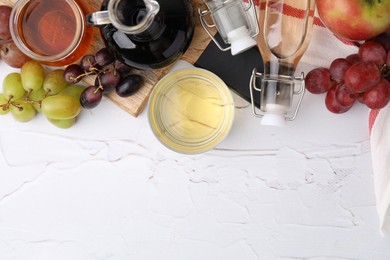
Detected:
left=95, top=48, right=115, bottom=67
left=114, top=60, right=132, bottom=77
left=80, top=86, right=102, bottom=109
left=80, top=54, right=101, bottom=72
left=95, top=70, right=121, bottom=94
left=64, top=64, right=84, bottom=84
left=116, top=75, right=143, bottom=97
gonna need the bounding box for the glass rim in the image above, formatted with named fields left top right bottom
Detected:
left=148, top=68, right=235, bottom=154
left=9, top=0, right=85, bottom=63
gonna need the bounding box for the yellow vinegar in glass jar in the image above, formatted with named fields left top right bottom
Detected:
left=148, top=68, right=235, bottom=154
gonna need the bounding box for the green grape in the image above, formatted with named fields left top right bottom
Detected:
left=47, top=117, right=76, bottom=129
left=0, top=94, right=10, bottom=115
left=10, top=102, right=37, bottom=122
left=59, top=84, right=85, bottom=100
left=41, top=94, right=81, bottom=120
left=43, top=69, right=68, bottom=95
left=29, top=87, right=47, bottom=112
left=2, top=72, right=26, bottom=100
left=21, top=61, right=45, bottom=93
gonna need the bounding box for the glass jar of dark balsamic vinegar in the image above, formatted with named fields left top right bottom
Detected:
left=87, top=0, right=195, bottom=70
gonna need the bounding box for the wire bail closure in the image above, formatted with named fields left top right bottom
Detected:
left=198, top=0, right=259, bottom=55
left=249, top=68, right=306, bottom=122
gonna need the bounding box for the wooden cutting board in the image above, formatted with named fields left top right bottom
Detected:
left=0, top=0, right=214, bottom=117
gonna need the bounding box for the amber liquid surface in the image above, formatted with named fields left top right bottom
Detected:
left=17, top=0, right=93, bottom=66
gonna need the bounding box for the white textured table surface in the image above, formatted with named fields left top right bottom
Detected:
left=1, top=38, right=390, bottom=259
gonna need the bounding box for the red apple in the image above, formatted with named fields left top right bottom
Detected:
left=316, top=0, right=390, bottom=41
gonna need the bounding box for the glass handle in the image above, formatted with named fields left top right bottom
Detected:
left=86, top=11, right=110, bottom=26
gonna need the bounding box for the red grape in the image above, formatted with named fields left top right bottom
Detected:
left=370, top=31, right=390, bottom=51
left=357, top=93, right=365, bottom=104
left=95, top=48, right=115, bottom=67
left=114, top=60, right=132, bottom=77
left=335, top=82, right=357, bottom=107
left=330, top=58, right=351, bottom=83
left=0, top=41, right=31, bottom=68
left=325, top=86, right=352, bottom=114
left=386, top=51, right=390, bottom=83
left=363, top=79, right=390, bottom=109
left=61, top=50, right=143, bottom=110
left=80, top=86, right=103, bottom=109
left=116, top=75, right=143, bottom=97
left=346, top=54, right=360, bottom=65
left=358, top=41, right=387, bottom=66
left=303, top=33, right=390, bottom=115
left=95, top=70, right=121, bottom=94
left=80, top=54, right=101, bottom=72
left=64, top=64, right=84, bottom=84
left=0, top=5, right=12, bottom=42
left=345, top=62, right=381, bottom=93
left=305, top=67, right=335, bottom=94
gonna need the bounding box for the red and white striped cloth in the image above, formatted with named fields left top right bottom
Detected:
left=254, top=0, right=389, bottom=234
left=369, top=108, right=390, bottom=234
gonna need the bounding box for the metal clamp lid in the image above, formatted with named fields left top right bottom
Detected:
left=249, top=68, right=306, bottom=122
left=198, top=0, right=259, bottom=54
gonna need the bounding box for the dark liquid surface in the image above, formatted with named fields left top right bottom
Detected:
left=100, top=0, right=195, bottom=70
left=19, top=0, right=77, bottom=56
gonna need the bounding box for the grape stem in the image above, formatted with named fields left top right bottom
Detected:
left=42, top=89, right=50, bottom=100
left=0, top=96, right=13, bottom=111
left=87, top=59, right=102, bottom=74
left=71, top=70, right=97, bottom=83
left=13, top=102, right=23, bottom=111
left=94, top=67, right=116, bottom=93
left=24, top=89, right=33, bottom=101
left=0, top=92, right=48, bottom=111
left=113, top=63, right=119, bottom=77
left=95, top=72, right=105, bottom=93
left=0, top=104, right=8, bottom=111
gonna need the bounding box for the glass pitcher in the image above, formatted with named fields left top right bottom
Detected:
left=249, top=0, right=315, bottom=126
left=87, top=0, right=195, bottom=70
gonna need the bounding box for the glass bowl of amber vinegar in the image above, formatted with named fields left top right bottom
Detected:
left=10, top=0, right=93, bottom=66
left=148, top=67, right=235, bottom=154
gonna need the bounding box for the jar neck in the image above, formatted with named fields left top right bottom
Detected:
left=263, top=60, right=296, bottom=78
left=109, top=0, right=160, bottom=35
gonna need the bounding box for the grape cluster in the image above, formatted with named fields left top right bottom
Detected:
left=0, top=5, right=31, bottom=68
left=0, top=60, right=84, bottom=128
left=63, top=48, right=144, bottom=109
left=305, top=34, right=390, bottom=114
